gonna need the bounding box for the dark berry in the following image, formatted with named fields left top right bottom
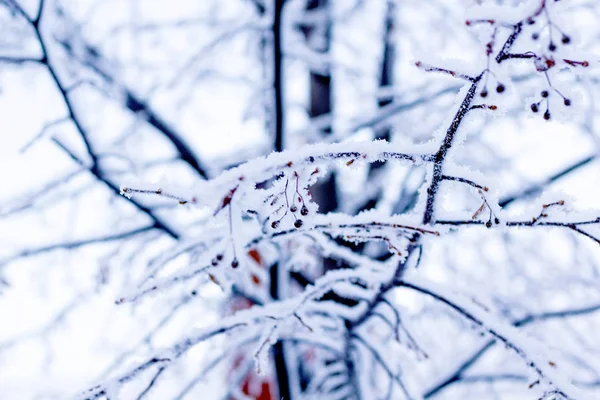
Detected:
left=548, top=42, right=557, bottom=52
left=532, top=32, right=539, bottom=40
left=496, top=84, right=505, bottom=93
left=544, top=110, right=551, bottom=120
left=541, top=90, right=549, bottom=98
left=300, top=206, right=309, bottom=216
left=308, top=156, right=315, bottom=162
left=531, top=103, right=539, bottom=113
left=564, top=98, right=571, bottom=106
left=191, top=290, right=197, bottom=296
left=480, top=89, right=488, bottom=98
left=290, top=205, right=298, bottom=212
left=211, top=259, right=218, bottom=266
left=485, top=221, right=492, bottom=228
left=231, top=259, right=239, bottom=268
left=494, top=217, right=500, bottom=225
left=294, top=219, right=303, bottom=228
left=271, top=220, right=280, bottom=229
left=216, top=254, right=223, bottom=261
left=561, top=35, right=570, bottom=45
left=527, top=18, right=535, bottom=25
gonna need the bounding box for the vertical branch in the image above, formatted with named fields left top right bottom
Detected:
left=271, top=1, right=293, bottom=399
left=376, top=1, right=396, bottom=140
left=270, top=261, right=293, bottom=400
left=306, top=0, right=332, bottom=121
left=422, top=79, right=480, bottom=225
left=251, top=1, right=271, bottom=157
left=422, top=22, right=524, bottom=225
left=273, top=0, right=285, bottom=152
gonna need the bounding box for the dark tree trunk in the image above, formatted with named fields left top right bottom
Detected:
left=271, top=2, right=293, bottom=399
left=273, top=0, right=285, bottom=152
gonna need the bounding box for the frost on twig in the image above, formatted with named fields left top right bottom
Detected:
left=52, top=0, right=600, bottom=399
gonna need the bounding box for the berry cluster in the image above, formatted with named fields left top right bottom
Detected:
left=268, top=172, right=310, bottom=230
left=528, top=14, right=571, bottom=53
left=480, top=81, right=505, bottom=98
left=464, top=1, right=589, bottom=121
left=210, top=253, right=238, bottom=269
left=530, top=88, right=571, bottom=121
left=210, top=253, right=224, bottom=266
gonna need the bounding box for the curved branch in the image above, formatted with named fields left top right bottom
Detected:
left=403, top=279, right=589, bottom=400
left=352, top=333, right=418, bottom=400
left=500, top=154, right=598, bottom=208
left=424, top=301, right=600, bottom=397
left=0, top=225, right=154, bottom=267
